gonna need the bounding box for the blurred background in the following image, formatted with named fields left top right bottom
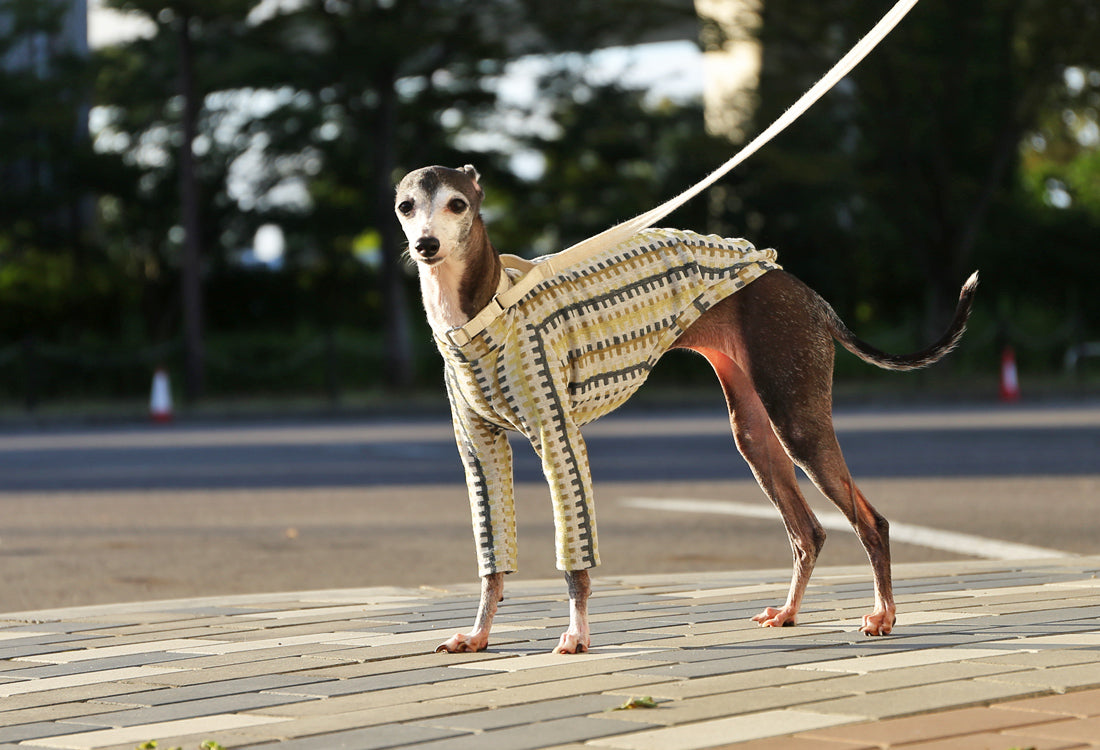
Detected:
left=2, top=0, right=1099, bottom=418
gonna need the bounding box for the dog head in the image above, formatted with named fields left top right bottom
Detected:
left=395, top=165, right=484, bottom=267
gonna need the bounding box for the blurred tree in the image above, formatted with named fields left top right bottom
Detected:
left=235, top=0, right=696, bottom=387
left=1014, top=63, right=1100, bottom=346
left=1021, top=65, right=1100, bottom=215
left=0, top=0, right=137, bottom=360
left=101, top=0, right=257, bottom=401
left=742, top=0, right=1100, bottom=335
left=488, top=77, right=731, bottom=256
left=239, top=0, right=509, bottom=389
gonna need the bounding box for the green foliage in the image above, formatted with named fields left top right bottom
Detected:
left=744, top=0, right=1100, bottom=331
left=1021, top=65, right=1100, bottom=214
left=1, top=0, right=1099, bottom=406
left=486, top=80, right=730, bottom=256
left=612, top=695, right=660, bottom=710
left=0, top=246, right=139, bottom=342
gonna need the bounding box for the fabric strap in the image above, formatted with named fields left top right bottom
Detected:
left=447, top=0, right=921, bottom=348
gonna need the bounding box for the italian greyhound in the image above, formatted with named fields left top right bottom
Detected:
left=395, top=164, right=977, bottom=654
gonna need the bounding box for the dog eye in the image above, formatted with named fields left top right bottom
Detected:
left=448, top=198, right=468, bottom=213
left=397, top=200, right=414, bottom=215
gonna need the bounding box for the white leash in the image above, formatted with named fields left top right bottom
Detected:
left=561, top=0, right=920, bottom=257
left=447, top=0, right=921, bottom=348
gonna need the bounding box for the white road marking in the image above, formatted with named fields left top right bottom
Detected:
left=622, top=497, right=1073, bottom=561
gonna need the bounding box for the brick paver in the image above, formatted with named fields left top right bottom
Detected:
left=0, top=557, right=1097, bottom=749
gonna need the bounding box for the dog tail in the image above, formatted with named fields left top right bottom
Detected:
left=827, top=272, right=979, bottom=372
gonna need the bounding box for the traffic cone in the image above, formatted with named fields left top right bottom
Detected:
left=150, top=367, right=174, bottom=422
left=999, top=346, right=1020, bottom=402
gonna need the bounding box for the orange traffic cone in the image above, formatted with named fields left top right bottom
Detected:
left=999, top=346, right=1020, bottom=402
left=150, top=367, right=174, bottom=422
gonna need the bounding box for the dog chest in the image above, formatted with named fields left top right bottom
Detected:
left=437, top=229, right=781, bottom=437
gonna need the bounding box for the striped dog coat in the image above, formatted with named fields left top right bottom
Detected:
left=436, top=228, right=780, bottom=576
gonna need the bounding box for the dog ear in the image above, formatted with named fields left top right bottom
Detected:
left=459, top=164, right=483, bottom=198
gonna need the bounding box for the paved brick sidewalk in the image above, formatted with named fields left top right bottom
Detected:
left=1, top=557, right=1098, bottom=750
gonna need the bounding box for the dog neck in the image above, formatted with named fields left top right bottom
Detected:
left=418, top=216, right=502, bottom=337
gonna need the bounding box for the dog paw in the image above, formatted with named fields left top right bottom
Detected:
left=435, top=632, right=489, bottom=653
left=551, top=632, right=589, bottom=654
left=752, top=606, right=797, bottom=628
left=860, top=610, right=895, bottom=636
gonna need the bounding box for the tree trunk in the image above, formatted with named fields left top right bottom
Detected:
left=178, top=11, right=205, bottom=402
left=373, top=68, right=414, bottom=388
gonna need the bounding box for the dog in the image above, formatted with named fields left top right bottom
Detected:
left=395, top=164, right=977, bottom=654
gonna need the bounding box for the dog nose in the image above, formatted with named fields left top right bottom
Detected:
left=415, top=236, right=440, bottom=258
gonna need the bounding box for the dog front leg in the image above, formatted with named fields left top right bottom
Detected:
left=552, top=570, right=590, bottom=654
left=532, top=415, right=600, bottom=653
left=437, top=572, right=504, bottom=653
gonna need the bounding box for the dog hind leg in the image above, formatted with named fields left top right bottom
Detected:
left=732, top=275, right=896, bottom=635
left=773, top=418, right=895, bottom=635
left=682, top=274, right=896, bottom=635
left=697, top=347, right=827, bottom=628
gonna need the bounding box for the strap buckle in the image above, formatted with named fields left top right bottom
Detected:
left=484, top=294, right=505, bottom=318
left=445, top=327, right=471, bottom=348
left=445, top=294, right=505, bottom=348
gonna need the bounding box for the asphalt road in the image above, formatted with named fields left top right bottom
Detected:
left=1, top=402, right=1098, bottom=612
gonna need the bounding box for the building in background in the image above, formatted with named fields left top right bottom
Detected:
left=1, top=0, right=87, bottom=71
left=696, top=0, right=761, bottom=141
left=1, top=0, right=88, bottom=137
left=0, top=0, right=91, bottom=237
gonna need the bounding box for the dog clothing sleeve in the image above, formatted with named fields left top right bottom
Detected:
left=438, top=228, right=780, bottom=576
left=445, top=361, right=520, bottom=576
left=528, top=410, right=600, bottom=572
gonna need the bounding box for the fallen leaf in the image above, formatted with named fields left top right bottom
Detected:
left=612, top=696, right=658, bottom=711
